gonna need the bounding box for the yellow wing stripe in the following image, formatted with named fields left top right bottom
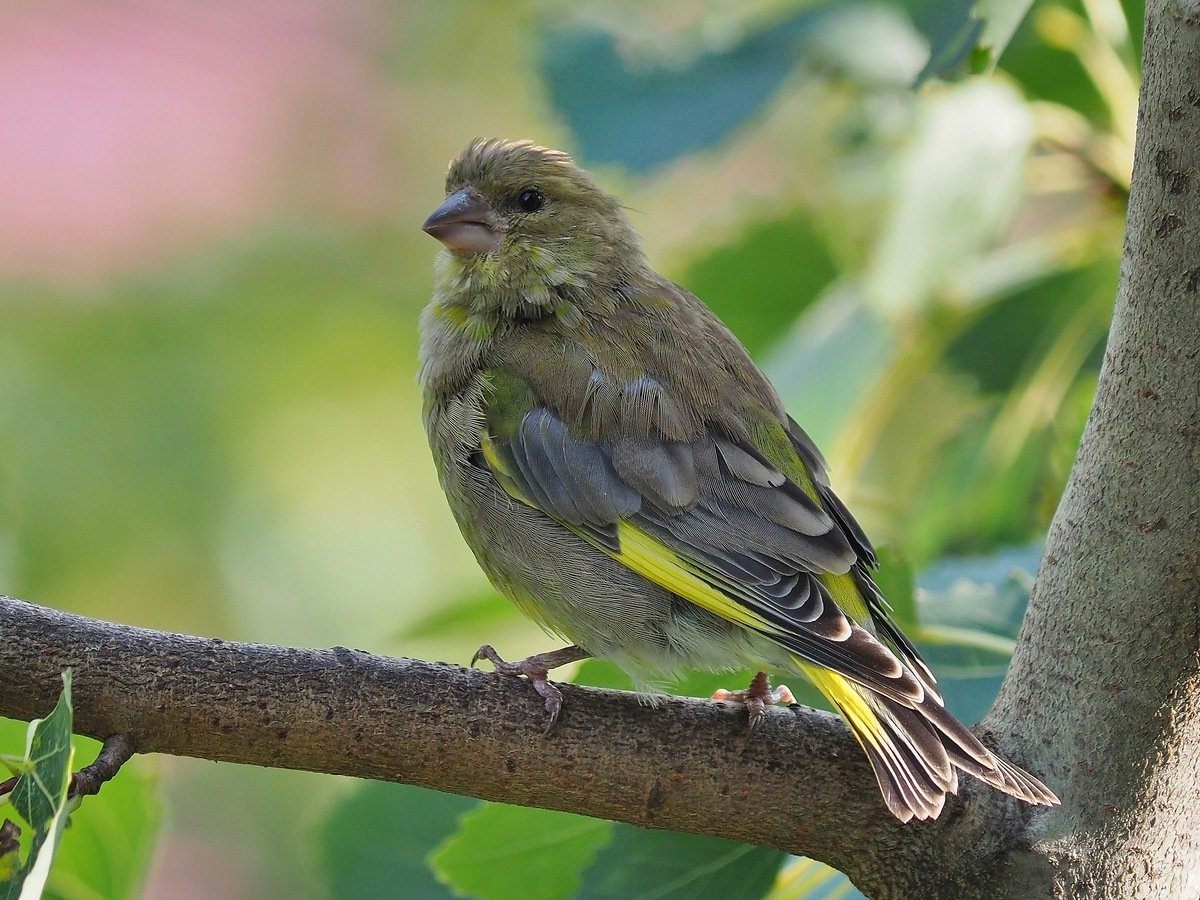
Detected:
left=798, top=659, right=884, bottom=748
left=613, top=523, right=776, bottom=632
left=481, top=436, right=776, bottom=635
left=481, top=430, right=864, bottom=643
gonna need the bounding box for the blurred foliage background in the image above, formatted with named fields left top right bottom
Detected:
left=0, top=0, right=1139, bottom=896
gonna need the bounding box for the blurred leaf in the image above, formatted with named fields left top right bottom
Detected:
left=870, top=546, right=917, bottom=628
left=971, top=0, right=1039, bottom=67
left=982, top=296, right=1111, bottom=470
left=838, top=262, right=1094, bottom=563
left=765, top=283, right=895, bottom=450
left=944, top=260, right=1116, bottom=395
left=541, top=0, right=1042, bottom=172
left=897, top=424, right=1030, bottom=561
left=539, top=13, right=819, bottom=172
left=799, top=4, right=927, bottom=85
left=44, top=742, right=158, bottom=900
left=2, top=672, right=75, bottom=900
left=320, top=782, right=475, bottom=900
left=911, top=0, right=1036, bottom=82
left=919, top=543, right=1039, bottom=631
left=579, top=825, right=785, bottom=899
left=769, top=856, right=861, bottom=899
left=684, top=210, right=838, bottom=356
left=844, top=361, right=988, bottom=556
left=570, top=659, right=632, bottom=692
left=402, top=592, right=518, bottom=641
left=539, top=4, right=930, bottom=173
left=571, top=661, right=828, bottom=712
left=914, top=544, right=1039, bottom=724
left=1120, top=0, right=1145, bottom=58
left=1000, top=15, right=1108, bottom=121
left=864, top=81, right=1033, bottom=315
left=431, top=804, right=611, bottom=900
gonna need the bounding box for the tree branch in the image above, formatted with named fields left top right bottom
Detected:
left=70, top=733, right=136, bottom=798
left=0, top=594, right=936, bottom=885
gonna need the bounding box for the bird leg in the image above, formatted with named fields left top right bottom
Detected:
left=471, top=644, right=590, bottom=729
left=712, top=671, right=796, bottom=731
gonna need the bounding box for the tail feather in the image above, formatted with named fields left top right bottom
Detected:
left=904, top=692, right=1061, bottom=807
left=864, top=702, right=956, bottom=822
left=800, top=661, right=1059, bottom=822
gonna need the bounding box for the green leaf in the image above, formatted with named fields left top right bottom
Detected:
left=43, top=743, right=159, bottom=900
left=764, top=282, right=895, bottom=450
left=570, top=659, right=633, bottom=692
left=912, top=4, right=983, bottom=84
left=0, top=827, right=17, bottom=885
left=863, top=81, right=1033, bottom=315
left=918, top=543, right=1039, bottom=634
left=401, top=592, right=519, bottom=641
left=912, top=0, right=1036, bottom=82
left=2, top=671, right=76, bottom=900
left=1121, top=0, right=1145, bottom=58
left=769, top=855, right=861, bottom=899
left=319, top=782, right=475, bottom=900
left=538, top=14, right=819, bottom=172
left=914, top=544, right=1039, bottom=725
left=943, top=260, right=1117, bottom=395
left=871, top=546, right=918, bottom=629
left=798, top=5, right=928, bottom=86
left=683, top=209, right=838, bottom=357
left=571, top=661, right=829, bottom=713
left=579, top=825, right=785, bottom=899
left=431, top=804, right=612, bottom=900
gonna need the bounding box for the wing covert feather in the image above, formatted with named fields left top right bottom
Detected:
left=480, top=361, right=926, bottom=703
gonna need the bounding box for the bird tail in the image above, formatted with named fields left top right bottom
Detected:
left=800, top=663, right=1059, bottom=823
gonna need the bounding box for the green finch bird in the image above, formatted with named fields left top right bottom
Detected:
left=419, top=138, right=1058, bottom=823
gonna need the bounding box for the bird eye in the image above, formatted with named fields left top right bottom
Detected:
left=517, top=188, right=545, bottom=212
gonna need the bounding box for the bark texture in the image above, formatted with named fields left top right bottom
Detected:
left=0, top=594, right=953, bottom=889
left=1, top=2, right=1198, bottom=897
left=986, top=0, right=1200, bottom=895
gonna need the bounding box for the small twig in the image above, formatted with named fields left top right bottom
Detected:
left=70, top=733, right=135, bottom=798
left=0, top=734, right=134, bottom=803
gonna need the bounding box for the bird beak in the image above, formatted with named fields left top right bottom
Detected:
left=421, top=188, right=503, bottom=253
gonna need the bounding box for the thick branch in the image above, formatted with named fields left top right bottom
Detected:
left=1, top=594, right=938, bottom=885
left=986, top=1, right=1200, bottom=896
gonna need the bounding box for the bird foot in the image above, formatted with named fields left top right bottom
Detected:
left=712, top=671, right=796, bottom=731
left=471, top=644, right=588, bottom=731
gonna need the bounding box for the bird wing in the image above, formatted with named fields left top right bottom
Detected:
left=476, top=354, right=929, bottom=706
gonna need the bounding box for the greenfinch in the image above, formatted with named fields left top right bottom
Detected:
left=419, top=138, right=1057, bottom=822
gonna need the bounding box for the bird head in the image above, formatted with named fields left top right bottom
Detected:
left=422, top=139, right=644, bottom=311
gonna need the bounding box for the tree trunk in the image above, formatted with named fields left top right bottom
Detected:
left=982, top=0, right=1200, bottom=895
left=842, top=0, right=1200, bottom=893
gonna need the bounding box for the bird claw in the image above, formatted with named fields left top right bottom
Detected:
left=712, top=672, right=796, bottom=731
left=529, top=679, right=565, bottom=731
left=471, top=644, right=564, bottom=732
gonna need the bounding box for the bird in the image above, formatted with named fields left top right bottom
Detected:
left=418, top=137, right=1059, bottom=823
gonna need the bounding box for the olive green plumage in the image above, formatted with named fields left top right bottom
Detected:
left=419, top=138, right=1057, bottom=822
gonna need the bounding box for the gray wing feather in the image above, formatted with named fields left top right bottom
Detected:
left=488, top=404, right=925, bottom=703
